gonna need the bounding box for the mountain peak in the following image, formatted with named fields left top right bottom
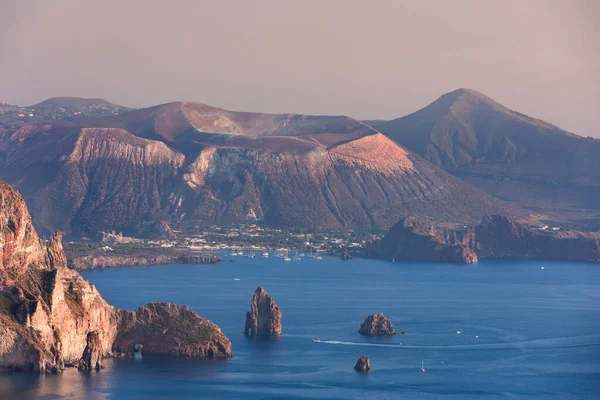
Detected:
left=30, top=97, right=127, bottom=109
left=434, top=88, right=507, bottom=115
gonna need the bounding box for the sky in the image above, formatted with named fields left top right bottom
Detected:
left=1, top=0, right=598, bottom=136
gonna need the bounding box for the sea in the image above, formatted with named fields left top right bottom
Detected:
left=1, top=255, right=599, bottom=399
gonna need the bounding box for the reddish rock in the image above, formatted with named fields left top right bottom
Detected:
left=244, top=287, right=282, bottom=336
left=371, top=214, right=600, bottom=264
left=368, top=216, right=478, bottom=264
left=115, top=302, right=232, bottom=358
left=78, top=331, right=103, bottom=371
left=0, top=181, right=232, bottom=373
left=354, top=355, right=371, bottom=372
left=359, top=312, right=401, bottom=336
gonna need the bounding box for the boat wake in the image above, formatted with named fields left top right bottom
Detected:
left=313, top=334, right=600, bottom=351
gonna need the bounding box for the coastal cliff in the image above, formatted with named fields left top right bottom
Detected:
left=369, top=215, right=600, bottom=264
left=0, top=181, right=232, bottom=373
left=369, top=217, right=478, bottom=263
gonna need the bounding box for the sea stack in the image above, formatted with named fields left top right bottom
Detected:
left=244, top=287, right=282, bottom=336
left=78, top=331, right=103, bottom=371
left=354, top=355, right=371, bottom=372
left=359, top=312, right=401, bottom=336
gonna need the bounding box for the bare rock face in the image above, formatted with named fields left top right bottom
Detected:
left=0, top=102, right=517, bottom=238
left=0, top=181, right=232, bottom=373
left=371, top=214, right=600, bottom=264
left=367, top=216, right=478, bottom=264
left=359, top=312, right=401, bottom=336
left=78, top=331, right=103, bottom=371
left=244, top=287, right=282, bottom=336
left=114, top=303, right=232, bottom=358
left=354, top=355, right=370, bottom=372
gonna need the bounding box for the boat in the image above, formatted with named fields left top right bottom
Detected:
left=456, top=330, right=461, bottom=334
left=262, top=252, right=269, bottom=258
left=312, top=338, right=321, bottom=343
left=284, top=250, right=292, bottom=262
left=315, top=249, right=323, bottom=260
left=421, top=360, right=425, bottom=372
left=233, top=278, right=240, bottom=281
left=540, top=266, right=545, bottom=270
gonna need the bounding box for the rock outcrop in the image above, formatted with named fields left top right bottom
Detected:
left=244, top=287, right=282, bottom=336
left=78, top=331, right=103, bottom=371
left=0, top=181, right=232, bottom=373
left=370, top=214, right=600, bottom=264
left=367, top=216, right=478, bottom=264
left=354, top=355, right=370, bottom=372
left=115, top=303, right=232, bottom=358
left=358, top=313, right=401, bottom=336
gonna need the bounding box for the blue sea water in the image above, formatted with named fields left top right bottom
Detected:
left=1, top=256, right=599, bottom=399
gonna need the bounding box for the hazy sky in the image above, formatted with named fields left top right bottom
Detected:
left=1, top=0, right=598, bottom=136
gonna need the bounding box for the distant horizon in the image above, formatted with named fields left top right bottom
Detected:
left=1, top=0, right=598, bottom=137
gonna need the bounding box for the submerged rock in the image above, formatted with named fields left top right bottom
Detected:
left=244, top=287, right=282, bottom=336
left=354, top=355, right=371, bottom=372
left=359, top=312, right=401, bottom=336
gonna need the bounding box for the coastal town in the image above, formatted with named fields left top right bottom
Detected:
left=64, top=223, right=383, bottom=263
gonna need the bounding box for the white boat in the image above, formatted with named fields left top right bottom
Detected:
left=262, top=252, right=269, bottom=258
left=421, top=360, right=425, bottom=372
left=316, top=255, right=323, bottom=260
left=233, top=278, right=240, bottom=281
left=540, top=266, right=545, bottom=270
left=456, top=330, right=462, bottom=334
left=284, top=251, right=291, bottom=262
left=312, top=338, right=321, bottom=343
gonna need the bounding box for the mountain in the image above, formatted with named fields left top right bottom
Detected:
left=30, top=96, right=126, bottom=110
left=0, top=101, right=521, bottom=237
left=375, top=89, right=600, bottom=229
left=0, top=97, right=131, bottom=140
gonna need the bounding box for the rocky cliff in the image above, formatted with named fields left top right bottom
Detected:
left=370, top=214, right=600, bottom=264
left=369, top=216, right=478, bottom=263
left=244, top=287, right=282, bottom=336
left=0, top=101, right=521, bottom=237
left=0, top=181, right=231, bottom=373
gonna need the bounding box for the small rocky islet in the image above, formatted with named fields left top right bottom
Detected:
left=244, top=287, right=282, bottom=336
left=359, top=312, right=403, bottom=336
left=354, top=355, right=371, bottom=372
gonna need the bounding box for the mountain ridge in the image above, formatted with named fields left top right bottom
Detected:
left=0, top=101, right=522, bottom=237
